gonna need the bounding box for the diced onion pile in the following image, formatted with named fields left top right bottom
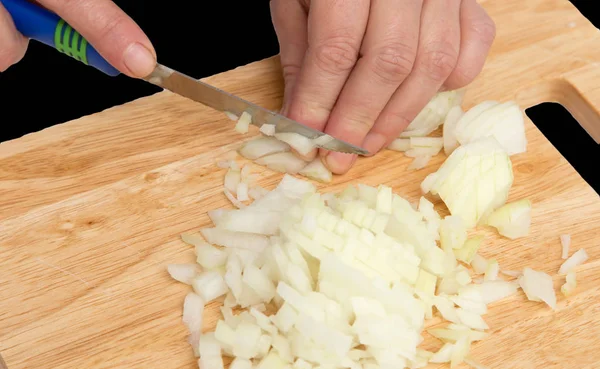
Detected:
left=163, top=90, right=590, bottom=369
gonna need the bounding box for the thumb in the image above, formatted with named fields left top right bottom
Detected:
left=39, top=0, right=156, bottom=78
left=270, top=0, right=308, bottom=116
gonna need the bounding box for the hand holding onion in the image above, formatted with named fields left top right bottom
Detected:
left=270, top=0, right=496, bottom=174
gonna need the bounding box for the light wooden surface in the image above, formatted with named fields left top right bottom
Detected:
left=1, top=0, right=600, bottom=368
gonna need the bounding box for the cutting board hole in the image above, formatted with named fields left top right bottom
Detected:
left=526, top=102, right=599, bottom=194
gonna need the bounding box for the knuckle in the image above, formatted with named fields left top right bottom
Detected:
left=419, top=43, right=459, bottom=81
left=281, top=62, right=301, bottom=83
left=97, top=14, right=129, bottom=42
left=313, top=36, right=359, bottom=75
left=369, top=43, right=416, bottom=83
left=343, top=114, right=374, bottom=137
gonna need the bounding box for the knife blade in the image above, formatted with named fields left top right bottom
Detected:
left=142, top=64, right=369, bottom=155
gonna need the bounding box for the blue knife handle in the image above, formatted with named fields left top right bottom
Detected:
left=1, top=0, right=121, bottom=76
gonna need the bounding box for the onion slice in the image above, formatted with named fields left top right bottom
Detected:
left=518, top=268, right=557, bottom=310
left=298, top=158, right=333, bottom=183
left=558, top=248, right=588, bottom=275
left=255, top=152, right=307, bottom=174
left=274, top=133, right=316, bottom=156
left=239, top=137, right=291, bottom=160
left=560, top=234, right=571, bottom=259
left=235, top=111, right=252, bottom=134
left=259, top=124, right=276, bottom=136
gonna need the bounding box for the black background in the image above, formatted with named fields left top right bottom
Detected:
left=0, top=0, right=598, bottom=193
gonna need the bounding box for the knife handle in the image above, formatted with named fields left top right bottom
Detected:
left=1, top=0, right=121, bottom=76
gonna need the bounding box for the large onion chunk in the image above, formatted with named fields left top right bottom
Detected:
left=235, top=111, right=253, bottom=134
left=486, top=199, right=532, bottom=239
left=443, top=105, right=464, bottom=155
left=421, top=137, right=514, bottom=228
left=298, top=158, right=333, bottom=183
left=454, top=101, right=527, bottom=156
left=255, top=152, right=307, bottom=174
left=239, top=137, right=291, bottom=160
left=274, top=132, right=317, bottom=156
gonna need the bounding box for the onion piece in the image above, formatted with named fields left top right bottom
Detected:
left=225, top=188, right=246, bottom=208
left=198, top=333, right=224, bottom=369
left=454, top=236, right=484, bottom=263
left=455, top=101, right=527, bottom=156
left=236, top=182, right=249, bottom=202
left=274, top=132, right=316, bottom=156
left=201, top=228, right=270, bottom=252
left=214, top=209, right=281, bottom=235
left=255, top=152, right=308, bottom=174
left=260, top=124, right=276, bottom=136
left=501, top=270, right=522, bottom=278
left=486, top=199, right=532, bottom=239
left=405, top=147, right=442, bottom=158
left=561, top=271, right=577, bottom=296
left=558, top=248, right=588, bottom=275
left=440, top=215, right=467, bottom=251
left=388, top=138, right=411, bottom=152
left=298, top=158, right=333, bottom=183
left=235, top=111, right=252, bottom=134
left=483, top=259, right=499, bottom=281
left=421, top=136, right=514, bottom=228
left=443, top=105, right=464, bottom=155
left=167, top=263, right=200, bottom=285
left=471, top=254, right=488, bottom=275
left=239, top=137, right=291, bottom=160
left=182, top=292, right=205, bottom=355
left=224, top=167, right=241, bottom=194
left=192, top=271, right=229, bottom=302
left=518, top=268, right=557, bottom=310
left=248, top=186, right=269, bottom=200
left=402, top=90, right=465, bottom=137
left=560, top=234, right=571, bottom=259
left=312, top=134, right=334, bottom=147
left=408, top=155, right=432, bottom=170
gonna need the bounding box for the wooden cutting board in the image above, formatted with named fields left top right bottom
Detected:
left=1, top=0, right=600, bottom=368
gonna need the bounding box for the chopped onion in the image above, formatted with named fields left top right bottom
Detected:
left=440, top=215, right=467, bottom=251
left=274, top=132, right=316, bottom=156
left=235, top=111, right=252, bottom=134
left=484, top=259, right=499, bottom=281
left=225, top=187, right=246, bottom=208
left=501, top=270, right=522, bottom=278
left=182, top=292, right=205, bottom=354
left=471, top=254, right=488, bottom=275
left=454, top=236, right=484, bottom=263
left=201, top=228, right=270, bottom=252
left=236, top=182, right=249, bottom=202
left=558, top=248, right=588, bottom=275
left=239, top=137, right=291, bottom=160
left=421, top=137, right=514, bottom=228
left=181, top=234, right=229, bottom=269
left=560, top=234, right=571, bottom=259
left=198, top=333, right=224, bottom=369
left=518, top=268, right=556, bottom=310
left=388, top=138, right=411, bottom=152
left=255, top=152, right=308, bottom=174
left=454, top=101, right=527, bottom=156
left=408, top=155, right=432, bottom=170
left=401, top=90, right=465, bottom=137
left=260, top=124, right=276, bottom=136
left=249, top=186, right=269, bottom=200
left=561, top=271, right=577, bottom=296
left=224, top=166, right=241, bottom=194
left=298, top=158, right=333, bottom=183
left=476, top=280, right=520, bottom=304
left=486, top=199, right=532, bottom=239
left=167, top=263, right=200, bottom=285
left=443, top=105, right=464, bottom=155
left=192, top=271, right=229, bottom=302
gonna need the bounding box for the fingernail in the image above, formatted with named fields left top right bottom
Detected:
left=362, top=133, right=387, bottom=156
left=325, top=151, right=356, bottom=174
left=123, top=43, right=156, bottom=78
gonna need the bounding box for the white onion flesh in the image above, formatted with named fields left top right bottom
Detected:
left=255, top=152, right=308, bottom=174
left=518, top=268, right=557, bottom=310
left=235, top=111, right=253, bottom=134
left=421, top=136, right=514, bottom=228
left=560, top=234, right=571, bottom=259
left=239, top=137, right=291, bottom=160
left=401, top=90, right=465, bottom=137
left=561, top=271, right=577, bottom=296
left=454, top=101, right=527, bottom=156
left=259, top=124, right=276, bottom=136
left=183, top=292, right=205, bottom=354
left=486, top=199, right=532, bottom=239
left=274, top=133, right=317, bottom=156
left=388, top=138, right=410, bottom=152
left=313, top=134, right=335, bottom=147
left=443, top=105, right=464, bottom=155
left=558, top=248, right=588, bottom=275
left=167, top=263, right=200, bottom=285
left=298, top=158, right=333, bottom=183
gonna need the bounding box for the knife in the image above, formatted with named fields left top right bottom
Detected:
left=1, top=0, right=369, bottom=156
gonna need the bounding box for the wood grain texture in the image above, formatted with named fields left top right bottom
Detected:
left=1, top=0, right=600, bottom=368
